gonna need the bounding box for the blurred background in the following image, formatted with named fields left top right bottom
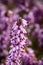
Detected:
left=0, top=0, right=43, bottom=65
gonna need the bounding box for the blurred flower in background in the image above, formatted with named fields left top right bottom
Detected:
left=0, top=0, right=43, bottom=65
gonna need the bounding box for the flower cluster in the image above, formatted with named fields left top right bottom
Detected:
left=0, top=0, right=43, bottom=65
left=6, top=18, right=34, bottom=65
